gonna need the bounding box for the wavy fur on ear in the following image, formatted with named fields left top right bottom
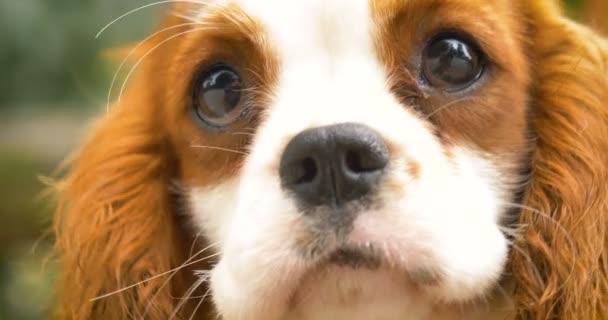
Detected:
left=54, top=104, right=176, bottom=319
left=53, top=76, right=211, bottom=320
left=511, top=2, right=608, bottom=319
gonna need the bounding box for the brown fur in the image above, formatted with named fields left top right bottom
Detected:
left=584, top=0, right=608, bottom=36
left=53, top=1, right=608, bottom=319
left=510, top=2, right=608, bottom=319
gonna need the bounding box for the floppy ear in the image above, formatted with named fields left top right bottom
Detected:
left=511, top=2, right=608, bottom=319
left=53, top=14, right=215, bottom=320
left=54, top=101, right=180, bottom=319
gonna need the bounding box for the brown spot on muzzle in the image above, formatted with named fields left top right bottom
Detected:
left=406, top=160, right=421, bottom=179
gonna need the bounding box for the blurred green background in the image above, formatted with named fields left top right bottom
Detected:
left=0, top=0, right=603, bottom=319
left=0, top=1, right=161, bottom=318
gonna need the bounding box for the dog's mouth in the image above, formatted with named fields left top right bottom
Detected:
left=325, top=246, right=382, bottom=269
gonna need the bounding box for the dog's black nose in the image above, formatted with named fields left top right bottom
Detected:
left=279, top=123, right=389, bottom=208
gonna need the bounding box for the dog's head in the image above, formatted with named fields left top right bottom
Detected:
left=54, top=1, right=608, bottom=319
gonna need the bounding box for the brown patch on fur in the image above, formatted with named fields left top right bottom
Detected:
left=52, top=4, right=279, bottom=320
left=508, top=2, right=608, bottom=319
left=443, top=147, right=455, bottom=161
left=406, top=160, right=421, bottom=179
left=383, top=178, right=405, bottom=195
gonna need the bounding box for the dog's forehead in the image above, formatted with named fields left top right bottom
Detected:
left=203, top=0, right=503, bottom=61
left=234, top=0, right=374, bottom=61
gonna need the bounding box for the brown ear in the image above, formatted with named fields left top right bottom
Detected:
left=54, top=103, right=173, bottom=319
left=53, top=63, right=211, bottom=320
left=511, top=2, right=608, bottom=319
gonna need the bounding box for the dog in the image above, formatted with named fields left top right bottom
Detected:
left=53, top=0, right=608, bottom=319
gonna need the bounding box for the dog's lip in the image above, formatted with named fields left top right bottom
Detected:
left=283, top=244, right=399, bottom=298
left=324, top=245, right=382, bottom=269
left=281, top=237, right=439, bottom=297
left=273, top=246, right=374, bottom=305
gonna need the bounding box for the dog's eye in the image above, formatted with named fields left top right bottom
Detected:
left=193, top=65, right=244, bottom=127
left=422, top=36, right=484, bottom=90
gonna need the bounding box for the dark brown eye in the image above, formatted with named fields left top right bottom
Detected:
left=422, top=36, right=484, bottom=90
left=193, top=65, right=244, bottom=127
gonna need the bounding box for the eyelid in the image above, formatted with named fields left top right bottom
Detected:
left=425, top=31, right=486, bottom=58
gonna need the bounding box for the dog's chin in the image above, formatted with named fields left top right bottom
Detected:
left=284, top=254, right=431, bottom=320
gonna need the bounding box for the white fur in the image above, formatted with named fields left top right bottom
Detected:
left=189, top=0, right=515, bottom=319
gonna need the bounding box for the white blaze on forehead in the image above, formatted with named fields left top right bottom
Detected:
left=235, top=0, right=374, bottom=62
left=230, top=0, right=405, bottom=163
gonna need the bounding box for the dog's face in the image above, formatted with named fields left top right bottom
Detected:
left=53, top=0, right=608, bottom=318
left=159, top=0, right=532, bottom=319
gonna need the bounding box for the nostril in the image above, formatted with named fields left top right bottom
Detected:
left=345, top=150, right=365, bottom=173
left=344, top=149, right=387, bottom=173
left=294, top=157, right=318, bottom=184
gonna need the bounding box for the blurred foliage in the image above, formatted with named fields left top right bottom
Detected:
left=0, top=153, right=54, bottom=320
left=0, top=0, right=161, bottom=110
left=0, top=0, right=598, bottom=319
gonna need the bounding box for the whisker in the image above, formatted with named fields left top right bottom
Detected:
left=117, top=27, right=214, bottom=103
left=189, top=286, right=213, bottom=320
left=500, top=202, right=578, bottom=293
left=499, top=224, right=526, bottom=240
left=90, top=244, right=220, bottom=302
left=212, top=5, right=257, bottom=35
left=508, top=243, right=546, bottom=288
left=140, top=237, right=214, bottom=317
left=189, top=232, right=204, bottom=259
left=106, top=22, right=202, bottom=114
left=232, top=132, right=255, bottom=137
left=191, top=144, right=248, bottom=155
left=245, top=67, right=267, bottom=84
left=96, top=0, right=210, bottom=38
left=501, top=202, right=571, bottom=238
left=171, top=292, right=208, bottom=300
left=424, top=97, right=477, bottom=120
left=238, top=86, right=264, bottom=95
left=168, top=272, right=210, bottom=320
